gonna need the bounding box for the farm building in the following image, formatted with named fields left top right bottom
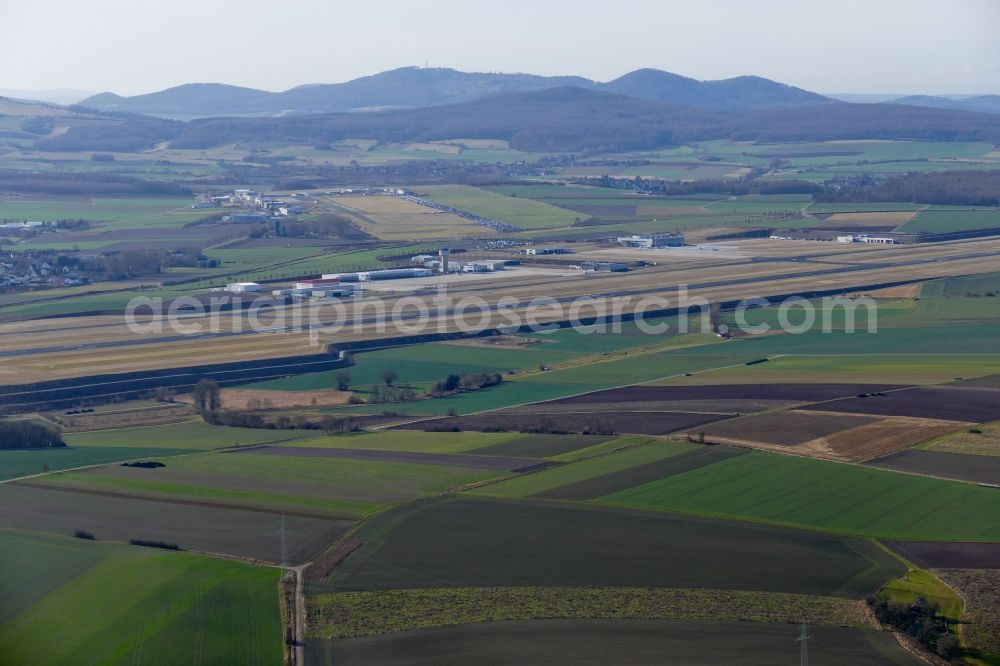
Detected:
left=225, top=282, right=263, bottom=293
left=617, top=234, right=684, bottom=248
left=581, top=262, right=629, bottom=272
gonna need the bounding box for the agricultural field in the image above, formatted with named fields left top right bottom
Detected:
left=869, top=449, right=1000, bottom=484
left=0, top=443, right=192, bottom=482
left=309, top=587, right=872, bottom=641
left=315, top=341, right=746, bottom=418
left=468, top=440, right=698, bottom=498
left=0, top=420, right=314, bottom=481
left=6, top=129, right=1000, bottom=665
left=919, top=420, right=1000, bottom=457
left=0, top=195, right=200, bottom=229
left=885, top=541, right=1000, bottom=570
left=413, top=409, right=728, bottom=436
left=282, top=429, right=595, bottom=456
left=418, top=184, right=582, bottom=230
left=306, top=619, right=922, bottom=666
left=935, top=569, right=1000, bottom=663
left=808, top=385, right=1000, bottom=423
left=689, top=408, right=961, bottom=462
left=0, top=529, right=283, bottom=665
left=64, top=420, right=309, bottom=449
left=901, top=208, right=1000, bottom=233
left=0, top=482, right=351, bottom=563
left=247, top=340, right=571, bottom=393
left=483, top=184, right=817, bottom=235
left=696, top=410, right=878, bottom=446
left=317, top=496, right=904, bottom=597
left=600, top=451, right=1000, bottom=541
left=531, top=446, right=748, bottom=501
left=23, top=436, right=516, bottom=519
left=315, top=194, right=489, bottom=239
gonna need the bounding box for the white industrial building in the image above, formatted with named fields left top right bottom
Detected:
left=225, top=282, right=264, bottom=293
left=837, top=235, right=899, bottom=245
left=617, top=234, right=684, bottom=248
left=322, top=268, right=433, bottom=282
left=465, top=260, right=507, bottom=272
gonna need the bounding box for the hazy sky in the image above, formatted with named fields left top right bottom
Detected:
left=2, top=0, right=998, bottom=96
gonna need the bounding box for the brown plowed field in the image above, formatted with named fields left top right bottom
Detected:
left=504, top=399, right=790, bottom=415
left=699, top=411, right=878, bottom=447
left=869, top=450, right=1000, bottom=484
left=809, top=416, right=963, bottom=462
left=695, top=411, right=959, bottom=462
left=804, top=386, right=1000, bottom=423
left=884, top=541, right=1000, bottom=569
left=545, top=384, right=904, bottom=405
left=177, top=388, right=354, bottom=410
left=408, top=411, right=729, bottom=436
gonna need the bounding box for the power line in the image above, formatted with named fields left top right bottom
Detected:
left=280, top=513, right=287, bottom=567
left=795, top=616, right=810, bottom=666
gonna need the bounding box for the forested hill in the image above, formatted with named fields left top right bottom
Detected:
left=78, top=66, right=831, bottom=117
left=30, top=85, right=1000, bottom=154
left=168, top=87, right=717, bottom=153
left=163, top=87, right=1000, bottom=153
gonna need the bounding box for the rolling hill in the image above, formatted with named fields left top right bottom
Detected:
left=601, top=69, right=828, bottom=111
left=891, top=95, right=1000, bottom=115
left=26, top=82, right=1000, bottom=155
left=78, top=66, right=832, bottom=118
left=161, top=87, right=1000, bottom=154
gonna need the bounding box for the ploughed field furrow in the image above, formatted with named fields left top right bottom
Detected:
left=228, top=445, right=560, bottom=473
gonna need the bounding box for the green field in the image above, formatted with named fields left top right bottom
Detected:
left=320, top=496, right=904, bottom=598
left=140, top=449, right=504, bottom=504
left=600, top=451, right=1000, bottom=541
left=247, top=341, right=569, bottom=392
left=901, top=209, right=1000, bottom=233
left=286, top=430, right=609, bottom=459
left=287, top=430, right=524, bottom=453
left=0, top=529, right=283, bottom=665
left=419, top=184, right=581, bottom=229
left=470, top=440, right=696, bottom=497
left=320, top=340, right=737, bottom=417
left=65, top=421, right=308, bottom=449
left=0, top=196, right=198, bottom=229
left=0, top=445, right=192, bottom=482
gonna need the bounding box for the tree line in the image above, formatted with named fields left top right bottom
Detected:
left=0, top=419, right=65, bottom=449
